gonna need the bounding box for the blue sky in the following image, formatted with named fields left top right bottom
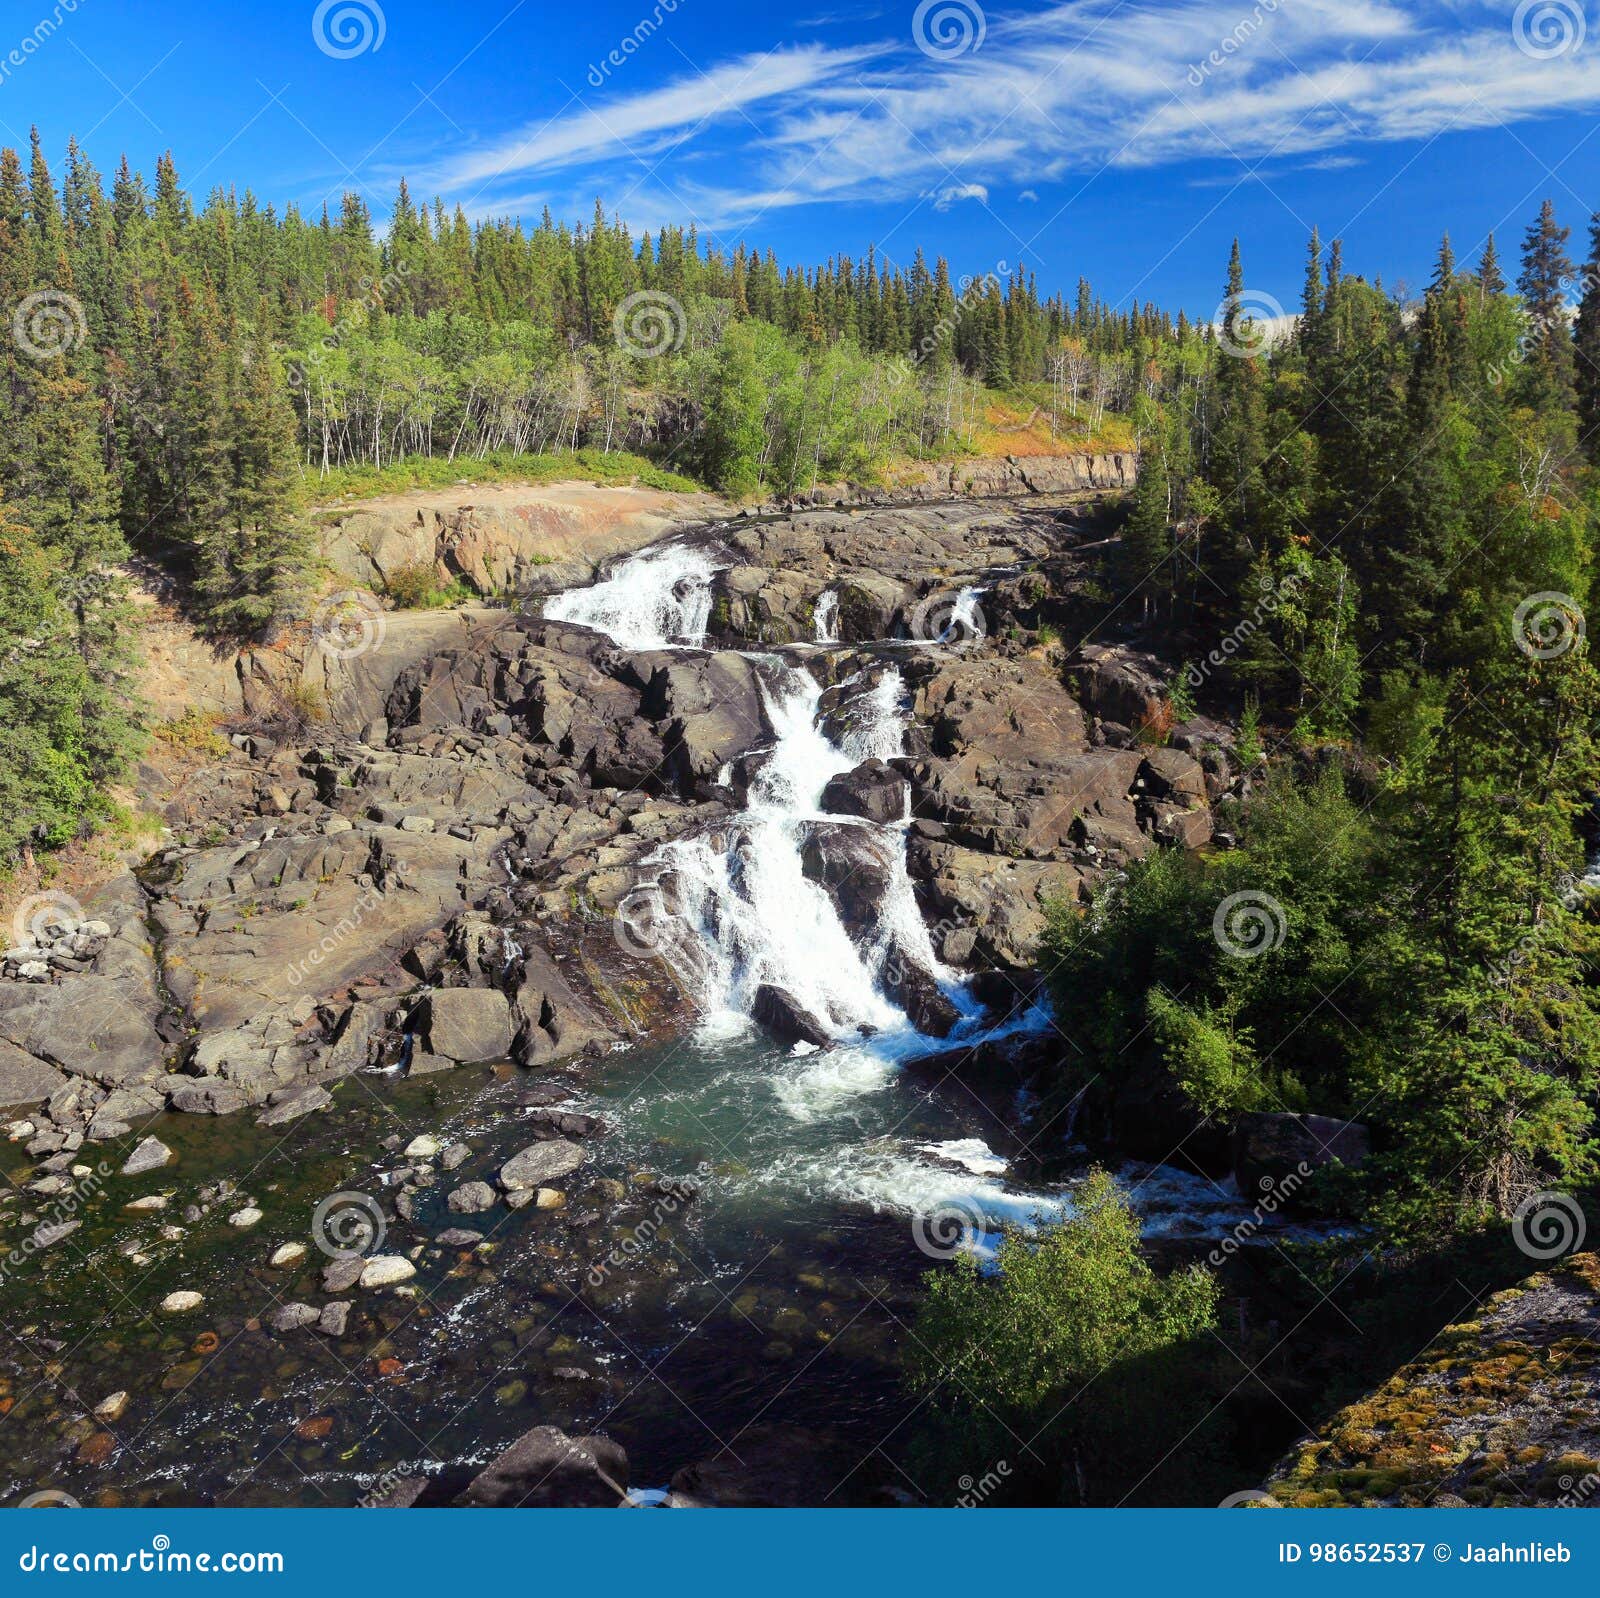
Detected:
left=6, top=0, right=1600, bottom=316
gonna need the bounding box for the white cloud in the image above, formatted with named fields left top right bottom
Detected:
left=426, top=3, right=1600, bottom=224
left=1019, top=188, right=1039, bottom=201
left=926, top=181, right=990, bottom=210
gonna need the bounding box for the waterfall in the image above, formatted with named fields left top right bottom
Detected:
left=543, top=541, right=717, bottom=648
left=943, top=585, right=987, bottom=643
left=659, top=661, right=914, bottom=1040
left=813, top=588, right=839, bottom=643
left=542, top=541, right=976, bottom=1045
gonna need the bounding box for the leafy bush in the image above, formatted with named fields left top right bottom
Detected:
left=906, top=1171, right=1222, bottom=1503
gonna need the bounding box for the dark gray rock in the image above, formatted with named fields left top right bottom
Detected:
left=820, top=759, right=909, bottom=824
left=447, top=1181, right=497, bottom=1214
left=1232, top=1112, right=1371, bottom=1203
left=460, top=1425, right=628, bottom=1508
left=751, top=984, right=832, bottom=1048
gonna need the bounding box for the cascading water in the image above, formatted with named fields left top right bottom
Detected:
left=543, top=539, right=1064, bottom=1247
left=813, top=588, right=839, bottom=643
left=942, top=585, right=987, bottom=642
left=542, top=541, right=717, bottom=648
left=658, top=660, right=922, bottom=1041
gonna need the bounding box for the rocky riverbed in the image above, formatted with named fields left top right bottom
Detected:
left=1, top=476, right=1313, bottom=1507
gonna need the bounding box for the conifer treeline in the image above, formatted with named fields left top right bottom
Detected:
left=1063, top=203, right=1600, bottom=1237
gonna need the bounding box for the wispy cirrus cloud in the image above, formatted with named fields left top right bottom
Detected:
left=423, top=2, right=1600, bottom=228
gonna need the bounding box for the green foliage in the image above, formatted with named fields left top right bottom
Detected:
left=1045, top=769, right=1377, bottom=1126
left=906, top=1171, right=1221, bottom=1504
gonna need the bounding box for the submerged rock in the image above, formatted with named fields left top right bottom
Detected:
left=358, top=1255, right=416, bottom=1289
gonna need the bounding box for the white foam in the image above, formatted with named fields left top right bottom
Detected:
left=543, top=542, right=718, bottom=649
left=918, top=1137, right=1008, bottom=1176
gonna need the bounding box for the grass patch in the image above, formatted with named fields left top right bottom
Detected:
left=303, top=448, right=704, bottom=505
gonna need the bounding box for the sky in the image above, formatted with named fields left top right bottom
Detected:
left=6, top=0, right=1600, bottom=318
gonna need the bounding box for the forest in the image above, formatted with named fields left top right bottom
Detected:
left=2, top=132, right=1598, bottom=1266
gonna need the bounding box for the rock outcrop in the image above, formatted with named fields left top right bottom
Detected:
left=1266, top=1252, right=1600, bottom=1507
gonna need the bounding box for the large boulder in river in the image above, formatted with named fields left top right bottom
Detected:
left=498, top=1138, right=587, bottom=1192
left=461, top=1425, right=628, bottom=1507
left=751, top=984, right=832, bottom=1048
left=418, top=988, right=513, bottom=1064
left=820, top=759, right=909, bottom=824
left=883, top=955, right=962, bottom=1037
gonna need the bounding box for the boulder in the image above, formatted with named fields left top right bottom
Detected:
left=447, top=1181, right=497, bottom=1214
left=269, top=1302, right=320, bottom=1332
left=884, top=958, right=962, bottom=1038
left=460, top=1425, right=628, bottom=1508
left=498, top=1139, right=587, bottom=1192
left=751, top=984, right=832, bottom=1048
left=0, top=1040, right=67, bottom=1108
left=121, top=1136, right=174, bottom=1176
left=318, top=1301, right=352, bottom=1337
left=358, top=1255, right=417, bottom=1289
left=418, top=988, right=513, bottom=1065
left=820, top=759, right=909, bottom=824
left=257, top=1085, right=333, bottom=1126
